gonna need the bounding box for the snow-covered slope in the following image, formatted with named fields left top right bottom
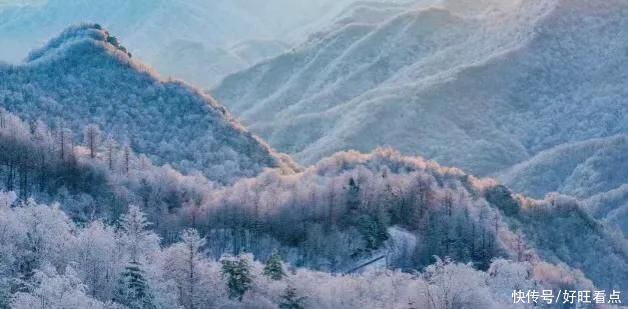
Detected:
left=499, top=135, right=628, bottom=200
left=213, top=0, right=628, bottom=178
left=0, top=24, right=297, bottom=184
left=584, top=185, right=628, bottom=236
left=497, top=135, right=628, bottom=235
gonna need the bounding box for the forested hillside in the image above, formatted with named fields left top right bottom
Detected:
left=499, top=135, right=628, bottom=200
left=0, top=24, right=297, bottom=184
left=498, top=135, right=628, bottom=236
left=0, top=109, right=624, bottom=304
left=213, top=0, right=628, bottom=240
left=1, top=200, right=596, bottom=309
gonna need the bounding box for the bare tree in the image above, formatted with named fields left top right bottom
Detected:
left=83, top=124, right=101, bottom=159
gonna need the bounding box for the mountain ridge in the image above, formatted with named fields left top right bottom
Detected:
left=0, top=23, right=298, bottom=184
left=213, top=0, right=628, bottom=178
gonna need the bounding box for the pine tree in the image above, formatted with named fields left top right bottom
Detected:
left=279, top=286, right=306, bottom=309
left=263, top=250, right=286, bottom=280
left=114, top=261, right=156, bottom=309
left=346, top=177, right=360, bottom=211
left=221, top=256, right=252, bottom=301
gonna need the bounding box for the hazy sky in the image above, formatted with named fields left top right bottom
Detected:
left=0, top=0, right=44, bottom=5
left=0, top=0, right=355, bottom=62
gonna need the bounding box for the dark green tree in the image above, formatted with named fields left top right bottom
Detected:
left=356, top=214, right=388, bottom=250
left=221, top=256, right=253, bottom=301
left=279, top=286, right=307, bottom=309
left=346, top=177, right=361, bottom=211
left=114, top=261, right=156, bottom=309
left=263, top=250, right=286, bottom=280
left=485, top=185, right=519, bottom=216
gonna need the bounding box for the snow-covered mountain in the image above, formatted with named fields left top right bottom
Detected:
left=0, top=0, right=358, bottom=88
left=0, top=24, right=297, bottom=184
left=213, top=0, right=628, bottom=179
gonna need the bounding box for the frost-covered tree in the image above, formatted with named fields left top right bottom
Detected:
left=11, top=265, right=110, bottom=309
left=73, top=221, right=119, bottom=300
left=422, top=258, right=495, bottom=309
left=0, top=191, right=16, bottom=209
left=119, top=205, right=157, bottom=263
left=163, top=229, right=208, bottom=309
left=105, top=136, right=117, bottom=172
left=83, top=124, right=101, bottom=159
left=123, top=142, right=132, bottom=175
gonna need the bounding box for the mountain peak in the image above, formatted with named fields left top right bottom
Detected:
left=1, top=24, right=298, bottom=184
left=25, top=23, right=132, bottom=64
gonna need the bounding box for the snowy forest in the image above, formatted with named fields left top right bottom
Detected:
left=1, top=0, right=628, bottom=308
left=0, top=109, right=623, bottom=308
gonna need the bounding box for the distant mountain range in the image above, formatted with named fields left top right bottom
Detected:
left=152, top=39, right=289, bottom=89
left=213, top=0, right=628, bottom=180
left=0, top=24, right=297, bottom=183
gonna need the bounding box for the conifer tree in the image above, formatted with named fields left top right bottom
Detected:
left=346, top=177, right=360, bottom=211
left=221, top=256, right=252, bottom=301
left=263, top=250, right=286, bottom=280
left=279, top=286, right=306, bottom=309
left=114, top=260, right=156, bottom=309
